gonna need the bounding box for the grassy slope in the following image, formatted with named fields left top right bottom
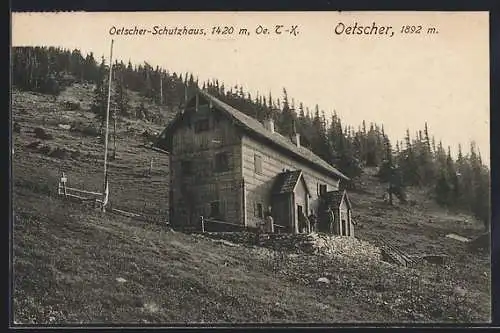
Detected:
left=11, top=86, right=491, bottom=324
left=350, top=167, right=488, bottom=256
left=14, top=188, right=341, bottom=324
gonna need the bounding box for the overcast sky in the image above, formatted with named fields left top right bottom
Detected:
left=12, top=11, right=490, bottom=165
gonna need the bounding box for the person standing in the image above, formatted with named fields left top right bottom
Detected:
left=298, top=211, right=305, bottom=233
left=298, top=210, right=310, bottom=233
left=326, top=206, right=335, bottom=234
left=304, top=212, right=311, bottom=233
left=265, top=206, right=274, bottom=233
left=308, top=211, right=317, bottom=233
left=255, top=218, right=265, bottom=245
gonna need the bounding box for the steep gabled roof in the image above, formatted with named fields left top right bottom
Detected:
left=158, top=91, right=349, bottom=181
left=272, top=170, right=310, bottom=195
left=200, top=91, right=349, bottom=181
left=325, top=190, right=352, bottom=209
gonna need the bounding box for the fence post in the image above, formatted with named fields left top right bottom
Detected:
left=60, top=172, right=68, bottom=197
left=201, top=215, right=205, bottom=233
left=148, top=158, right=153, bottom=177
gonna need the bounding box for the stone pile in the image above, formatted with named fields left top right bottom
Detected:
left=315, top=234, right=382, bottom=262
left=267, top=233, right=381, bottom=262
left=201, top=232, right=381, bottom=261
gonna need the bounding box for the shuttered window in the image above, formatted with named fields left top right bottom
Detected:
left=318, top=184, right=327, bottom=195
left=215, top=152, right=229, bottom=172
left=255, top=203, right=263, bottom=218
left=254, top=154, right=262, bottom=174
left=210, top=201, right=220, bottom=218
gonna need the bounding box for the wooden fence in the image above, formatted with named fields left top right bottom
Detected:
left=108, top=207, right=168, bottom=225
left=57, top=174, right=104, bottom=205
left=200, top=216, right=247, bottom=233
left=198, top=216, right=288, bottom=234
left=56, top=172, right=168, bottom=226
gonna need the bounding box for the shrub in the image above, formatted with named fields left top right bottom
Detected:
left=13, top=122, right=21, bottom=133
left=48, top=147, right=69, bottom=159
left=70, top=150, right=81, bottom=159
left=38, top=144, right=51, bottom=154
left=62, top=100, right=80, bottom=111
left=70, top=121, right=99, bottom=137
left=25, top=141, right=42, bottom=149
left=33, top=127, right=53, bottom=140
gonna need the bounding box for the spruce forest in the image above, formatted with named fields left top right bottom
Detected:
left=11, top=46, right=491, bottom=229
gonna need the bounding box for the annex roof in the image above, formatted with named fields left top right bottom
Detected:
left=272, top=170, right=309, bottom=195
left=325, top=190, right=352, bottom=209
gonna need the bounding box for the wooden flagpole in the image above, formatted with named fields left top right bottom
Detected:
left=160, top=72, right=163, bottom=105
left=102, top=39, right=114, bottom=212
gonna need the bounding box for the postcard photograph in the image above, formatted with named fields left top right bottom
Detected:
left=10, top=11, right=491, bottom=325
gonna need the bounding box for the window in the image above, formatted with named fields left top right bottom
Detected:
left=319, top=184, right=327, bottom=196
left=254, top=154, right=262, bottom=174
left=210, top=201, right=220, bottom=218
left=214, top=152, right=229, bottom=172
left=255, top=203, right=263, bottom=218
left=194, top=118, right=210, bottom=133
left=181, top=160, right=193, bottom=176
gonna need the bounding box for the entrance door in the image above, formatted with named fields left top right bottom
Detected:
left=342, top=219, right=347, bottom=236
left=297, top=205, right=303, bottom=233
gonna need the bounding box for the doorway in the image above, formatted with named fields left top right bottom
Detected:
left=297, top=205, right=304, bottom=233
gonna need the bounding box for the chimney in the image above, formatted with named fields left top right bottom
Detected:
left=263, top=118, right=275, bottom=133
left=291, top=119, right=300, bottom=147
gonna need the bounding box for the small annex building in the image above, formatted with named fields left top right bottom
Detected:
left=319, top=190, right=355, bottom=237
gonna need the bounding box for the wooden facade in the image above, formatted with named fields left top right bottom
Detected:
left=157, top=91, right=351, bottom=233
left=164, top=96, right=244, bottom=228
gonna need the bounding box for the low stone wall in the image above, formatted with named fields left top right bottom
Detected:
left=202, top=232, right=381, bottom=261
left=202, top=231, right=256, bottom=246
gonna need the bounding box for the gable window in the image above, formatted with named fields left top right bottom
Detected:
left=254, top=154, right=262, bottom=174
left=181, top=160, right=193, bottom=176
left=194, top=118, right=210, bottom=133
left=214, top=152, right=229, bottom=172
left=255, top=203, right=263, bottom=218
